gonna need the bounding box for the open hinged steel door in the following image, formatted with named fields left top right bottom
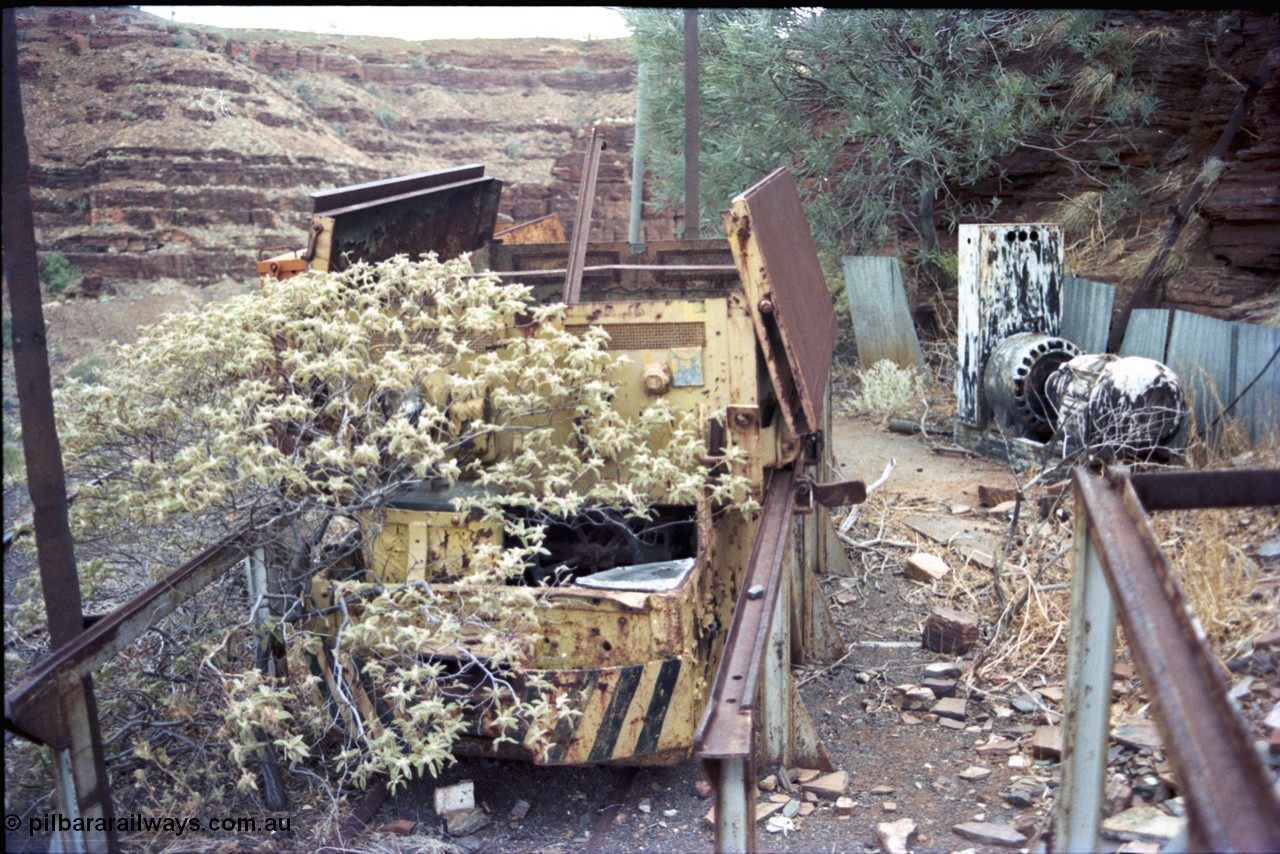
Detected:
left=305, top=164, right=503, bottom=272
left=723, top=168, right=838, bottom=439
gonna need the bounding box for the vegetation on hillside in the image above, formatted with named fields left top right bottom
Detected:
left=625, top=9, right=1171, bottom=288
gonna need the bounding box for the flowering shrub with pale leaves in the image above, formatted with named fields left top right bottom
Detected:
left=45, top=254, right=753, bottom=812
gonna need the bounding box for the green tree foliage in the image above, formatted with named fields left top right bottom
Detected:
left=39, top=251, right=82, bottom=294
left=625, top=10, right=1161, bottom=275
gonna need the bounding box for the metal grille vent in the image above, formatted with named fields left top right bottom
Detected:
left=564, top=322, right=706, bottom=351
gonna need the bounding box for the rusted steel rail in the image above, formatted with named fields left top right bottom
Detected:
left=696, top=467, right=797, bottom=852
left=492, top=264, right=739, bottom=278
left=1128, top=467, right=1280, bottom=511
left=699, top=467, right=797, bottom=751
left=5, top=530, right=256, bottom=747
left=1055, top=467, right=1280, bottom=853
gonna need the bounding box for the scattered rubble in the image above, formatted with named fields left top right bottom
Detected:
left=932, top=696, right=967, bottom=721
left=433, top=780, right=474, bottom=816
left=1112, top=718, right=1163, bottom=751
left=794, top=768, right=822, bottom=785
left=431, top=779, right=489, bottom=837
left=1003, top=776, right=1046, bottom=807
left=1031, top=724, right=1063, bottom=759
left=802, top=770, right=849, bottom=801
left=952, top=820, right=1028, bottom=848
left=978, top=485, right=1017, bottom=507
left=379, top=818, right=415, bottom=836
left=975, top=738, right=1018, bottom=756
left=877, top=817, right=917, bottom=853
left=1102, top=805, right=1187, bottom=844
left=893, top=684, right=937, bottom=710
left=923, top=608, right=980, bottom=654
left=922, top=676, right=958, bottom=697
left=1038, top=685, right=1065, bottom=704
left=905, top=552, right=951, bottom=583
left=765, top=814, right=795, bottom=834
left=924, top=662, right=962, bottom=680
left=444, top=807, right=489, bottom=837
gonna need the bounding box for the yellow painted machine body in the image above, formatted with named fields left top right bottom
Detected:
left=299, top=290, right=799, bottom=765
left=273, top=166, right=840, bottom=768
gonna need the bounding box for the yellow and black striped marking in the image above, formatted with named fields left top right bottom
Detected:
left=587, top=656, right=683, bottom=762
left=303, top=646, right=692, bottom=765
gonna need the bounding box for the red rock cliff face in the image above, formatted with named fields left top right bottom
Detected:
left=948, top=11, right=1278, bottom=323
left=11, top=7, right=674, bottom=292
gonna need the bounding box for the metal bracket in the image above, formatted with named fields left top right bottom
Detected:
left=799, top=430, right=823, bottom=467
left=792, top=472, right=867, bottom=516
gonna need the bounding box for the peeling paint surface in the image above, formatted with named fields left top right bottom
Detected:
left=1089, top=357, right=1186, bottom=451
left=956, top=224, right=1063, bottom=427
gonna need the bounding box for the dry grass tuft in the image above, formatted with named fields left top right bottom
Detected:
left=1052, top=191, right=1106, bottom=243
left=1155, top=504, right=1279, bottom=664
left=929, top=419, right=1279, bottom=690
left=1068, top=65, right=1117, bottom=112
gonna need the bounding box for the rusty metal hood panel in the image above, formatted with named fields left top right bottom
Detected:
left=314, top=165, right=502, bottom=268
left=723, top=168, right=836, bottom=436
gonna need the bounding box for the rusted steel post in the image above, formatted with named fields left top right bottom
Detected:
left=760, top=547, right=791, bottom=766
left=564, top=127, right=604, bottom=303
left=1053, top=474, right=1117, bottom=853
left=1061, top=469, right=1280, bottom=853
left=3, top=10, right=83, bottom=650
left=714, top=756, right=752, bottom=852
left=683, top=8, right=700, bottom=239
left=3, top=9, right=118, bottom=849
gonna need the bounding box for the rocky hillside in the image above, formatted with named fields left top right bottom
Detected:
left=8, top=8, right=1278, bottom=323
left=12, top=6, right=661, bottom=293
left=951, top=10, right=1279, bottom=323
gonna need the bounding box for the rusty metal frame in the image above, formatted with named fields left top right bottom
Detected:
left=564, top=127, right=605, bottom=304
left=310, top=164, right=486, bottom=214
left=695, top=463, right=843, bottom=852
left=5, top=531, right=257, bottom=747
left=1055, top=467, right=1280, bottom=853
left=697, top=467, right=796, bottom=852
left=724, top=168, right=838, bottom=439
